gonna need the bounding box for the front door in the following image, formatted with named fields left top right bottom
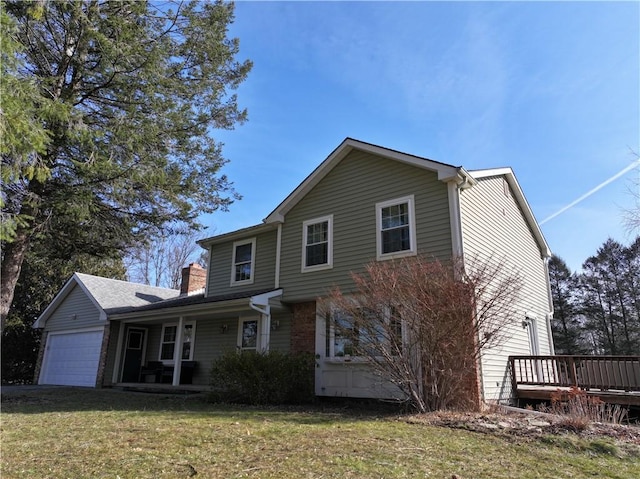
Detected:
left=121, top=328, right=146, bottom=382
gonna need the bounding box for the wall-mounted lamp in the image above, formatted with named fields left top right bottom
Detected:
left=271, top=320, right=280, bottom=331
left=220, top=324, right=228, bottom=334
left=70, top=314, right=77, bottom=320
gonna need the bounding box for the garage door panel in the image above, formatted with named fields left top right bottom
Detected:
left=40, top=330, right=104, bottom=387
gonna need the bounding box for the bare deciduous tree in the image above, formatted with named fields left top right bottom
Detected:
left=321, top=255, right=523, bottom=412
left=126, top=229, right=207, bottom=289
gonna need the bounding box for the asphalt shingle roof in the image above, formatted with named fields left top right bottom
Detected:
left=74, top=273, right=180, bottom=314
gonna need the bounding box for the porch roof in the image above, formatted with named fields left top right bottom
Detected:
left=108, top=288, right=283, bottom=319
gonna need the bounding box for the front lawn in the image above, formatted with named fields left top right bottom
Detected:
left=1, top=387, right=638, bottom=479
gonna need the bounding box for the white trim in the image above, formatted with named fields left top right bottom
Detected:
left=275, top=223, right=282, bottom=288
left=38, top=326, right=105, bottom=386
left=159, top=321, right=196, bottom=363
left=33, top=275, right=107, bottom=328
left=375, top=195, right=417, bottom=261
left=237, top=315, right=261, bottom=352
left=447, top=182, right=464, bottom=259
left=230, top=237, right=256, bottom=286
left=524, top=314, right=540, bottom=356
left=265, top=138, right=469, bottom=223
left=120, top=326, right=148, bottom=383
left=112, top=322, right=127, bottom=384
left=301, top=214, right=334, bottom=272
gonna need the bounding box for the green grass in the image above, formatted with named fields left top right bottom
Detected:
left=1, top=388, right=638, bottom=479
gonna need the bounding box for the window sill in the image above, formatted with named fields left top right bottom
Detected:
left=376, top=249, right=417, bottom=261
left=301, top=263, right=333, bottom=273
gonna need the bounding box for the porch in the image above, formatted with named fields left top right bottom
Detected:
left=509, top=355, right=640, bottom=407
left=107, top=289, right=290, bottom=388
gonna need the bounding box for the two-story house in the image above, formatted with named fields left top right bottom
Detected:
left=34, top=138, right=554, bottom=406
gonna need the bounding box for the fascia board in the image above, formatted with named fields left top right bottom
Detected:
left=197, top=222, right=280, bottom=247
left=32, top=274, right=107, bottom=328
left=471, top=168, right=552, bottom=258
left=265, top=138, right=462, bottom=223
left=250, top=289, right=283, bottom=306
left=110, top=297, right=253, bottom=321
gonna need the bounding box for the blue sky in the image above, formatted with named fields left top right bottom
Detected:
left=205, top=1, right=640, bottom=273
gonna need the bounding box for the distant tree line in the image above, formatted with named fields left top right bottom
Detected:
left=549, top=237, right=640, bottom=355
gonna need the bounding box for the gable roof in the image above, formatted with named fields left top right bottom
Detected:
left=264, top=138, right=476, bottom=223
left=470, top=167, right=551, bottom=258
left=33, top=273, right=179, bottom=327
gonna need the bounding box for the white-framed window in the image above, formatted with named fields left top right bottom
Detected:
left=159, top=322, right=196, bottom=362
left=376, top=195, right=417, bottom=260
left=302, top=215, right=333, bottom=272
left=230, top=238, right=256, bottom=285
left=326, top=307, right=404, bottom=359
left=237, top=317, right=260, bottom=352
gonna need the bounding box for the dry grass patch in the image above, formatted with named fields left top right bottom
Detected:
left=1, top=388, right=639, bottom=479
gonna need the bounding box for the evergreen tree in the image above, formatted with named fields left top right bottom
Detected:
left=1, top=0, right=252, bottom=329
left=579, top=238, right=640, bottom=354
left=548, top=255, right=588, bottom=354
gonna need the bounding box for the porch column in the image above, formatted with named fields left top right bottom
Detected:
left=172, top=316, right=185, bottom=386
left=260, top=313, right=271, bottom=353
left=112, top=322, right=126, bottom=384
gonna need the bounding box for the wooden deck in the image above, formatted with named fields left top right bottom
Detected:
left=509, top=355, right=640, bottom=407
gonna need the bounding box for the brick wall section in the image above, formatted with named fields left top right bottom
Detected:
left=290, top=301, right=316, bottom=354
left=32, top=330, right=47, bottom=384
left=95, top=323, right=111, bottom=388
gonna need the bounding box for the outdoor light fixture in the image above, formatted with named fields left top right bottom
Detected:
left=220, top=324, right=228, bottom=334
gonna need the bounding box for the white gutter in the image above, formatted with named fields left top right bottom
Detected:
left=249, top=289, right=283, bottom=353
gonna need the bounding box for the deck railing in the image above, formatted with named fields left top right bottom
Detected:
left=509, top=355, right=640, bottom=393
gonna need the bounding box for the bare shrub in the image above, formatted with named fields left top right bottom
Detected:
left=541, top=387, right=628, bottom=430
left=321, top=255, right=523, bottom=413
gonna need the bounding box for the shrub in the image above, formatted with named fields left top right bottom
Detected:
left=540, top=387, right=628, bottom=430
left=209, top=351, right=315, bottom=405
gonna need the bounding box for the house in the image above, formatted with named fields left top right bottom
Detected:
left=34, top=138, right=554, bottom=405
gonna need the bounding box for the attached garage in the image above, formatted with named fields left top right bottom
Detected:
left=39, top=328, right=104, bottom=387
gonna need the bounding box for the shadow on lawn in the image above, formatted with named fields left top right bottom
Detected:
left=1, top=386, right=401, bottom=424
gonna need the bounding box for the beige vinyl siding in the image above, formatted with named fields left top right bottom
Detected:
left=280, top=150, right=452, bottom=302
left=269, top=311, right=292, bottom=352
left=460, top=176, right=552, bottom=403
left=131, top=312, right=292, bottom=386
left=44, top=284, right=103, bottom=331
left=207, top=230, right=278, bottom=296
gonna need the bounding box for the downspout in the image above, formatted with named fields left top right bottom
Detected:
left=250, top=299, right=271, bottom=353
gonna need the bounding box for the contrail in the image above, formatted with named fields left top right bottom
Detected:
left=540, top=158, right=640, bottom=225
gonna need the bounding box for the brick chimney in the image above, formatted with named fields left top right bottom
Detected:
left=180, top=263, right=206, bottom=295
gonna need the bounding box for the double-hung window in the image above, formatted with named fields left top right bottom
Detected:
left=160, top=322, right=196, bottom=362
left=302, top=215, right=333, bottom=272
left=231, top=238, right=256, bottom=285
left=376, top=195, right=416, bottom=260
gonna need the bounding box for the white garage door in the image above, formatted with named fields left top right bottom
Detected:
left=40, top=329, right=104, bottom=387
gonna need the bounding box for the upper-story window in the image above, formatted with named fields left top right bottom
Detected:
left=231, top=238, right=256, bottom=285
left=302, top=215, right=333, bottom=272
left=376, top=195, right=417, bottom=260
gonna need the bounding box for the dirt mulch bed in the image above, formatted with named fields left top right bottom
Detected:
left=406, top=410, right=640, bottom=446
